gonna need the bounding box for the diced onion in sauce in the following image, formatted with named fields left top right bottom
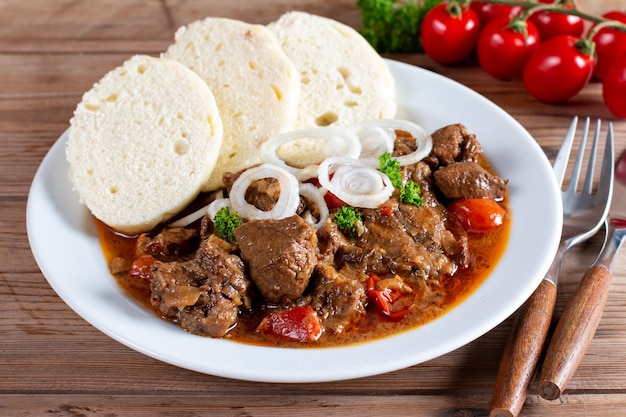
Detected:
left=317, top=157, right=394, bottom=208
left=230, top=163, right=301, bottom=220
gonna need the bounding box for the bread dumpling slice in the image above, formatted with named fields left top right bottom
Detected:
left=267, top=11, right=397, bottom=129
left=66, top=54, right=223, bottom=235
left=164, top=17, right=301, bottom=191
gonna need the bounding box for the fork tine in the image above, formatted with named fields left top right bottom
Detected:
left=553, top=116, right=578, bottom=186
left=598, top=123, right=615, bottom=198
left=582, top=119, right=601, bottom=194
left=567, top=117, right=590, bottom=193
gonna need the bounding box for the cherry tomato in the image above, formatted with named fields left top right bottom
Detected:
left=529, top=0, right=585, bottom=41
left=470, top=1, right=524, bottom=24
left=522, top=35, right=595, bottom=103
left=592, top=11, right=626, bottom=80
left=447, top=198, right=506, bottom=233
left=477, top=16, right=540, bottom=80
left=421, top=3, right=481, bottom=65
left=602, top=53, right=626, bottom=118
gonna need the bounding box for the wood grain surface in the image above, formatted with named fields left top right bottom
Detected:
left=2, top=1, right=626, bottom=416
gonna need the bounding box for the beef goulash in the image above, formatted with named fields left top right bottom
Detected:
left=65, top=12, right=509, bottom=348
left=99, top=121, right=509, bottom=347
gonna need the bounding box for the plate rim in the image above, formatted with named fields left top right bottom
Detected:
left=26, top=58, right=563, bottom=383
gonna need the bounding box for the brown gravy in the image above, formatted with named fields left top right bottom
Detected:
left=96, top=206, right=510, bottom=348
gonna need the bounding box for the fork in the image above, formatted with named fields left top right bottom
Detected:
left=490, top=117, right=613, bottom=417
left=537, top=124, right=616, bottom=400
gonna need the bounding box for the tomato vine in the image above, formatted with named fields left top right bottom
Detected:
left=357, top=0, right=626, bottom=117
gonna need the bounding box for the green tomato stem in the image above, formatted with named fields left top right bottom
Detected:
left=475, top=0, right=626, bottom=37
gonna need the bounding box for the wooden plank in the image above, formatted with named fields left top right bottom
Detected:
left=0, top=0, right=361, bottom=53
left=2, top=271, right=626, bottom=392
left=3, top=2, right=626, bottom=416
left=3, top=393, right=626, bottom=417
left=0, top=0, right=174, bottom=42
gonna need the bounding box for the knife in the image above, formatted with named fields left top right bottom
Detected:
left=538, top=145, right=626, bottom=400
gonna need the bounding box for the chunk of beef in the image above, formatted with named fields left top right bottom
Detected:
left=322, top=177, right=469, bottom=279
left=393, top=129, right=417, bottom=156
left=359, top=202, right=466, bottom=279
left=234, top=215, right=318, bottom=304
left=221, top=167, right=252, bottom=191
left=428, top=124, right=483, bottom=167
left=404, top=160, right=433, bottom=186
left=362, top=208, right=434, bottom=275
left=222, top=170, right=238, bottom=190
left=433, top=161, right=507, bottom=200
left=222, top=169, right=282, bottom=212
left=397, top=202, right=470, bottom=270
left=199, top=214, right=214, bottom=241
left=136, top=227, right=198, bottom=261
left=244, top=177, right=280, bottom=212
left=309, top=263, right=366, bottom=334
left=223, top=167, right=308, bottom=217
left=149, top=235, right=250, bottom=337
left=316, top=220, right=359, bottom=259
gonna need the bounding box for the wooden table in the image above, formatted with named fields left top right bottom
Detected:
left=2, top=1, right=626, bottom=416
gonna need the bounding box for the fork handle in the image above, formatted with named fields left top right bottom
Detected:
left=537, top=265, right=612, bottom=400
left=490, top=279, right=557, bottom=417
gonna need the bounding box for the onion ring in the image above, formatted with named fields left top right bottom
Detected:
left=261, top=126, right=361, bottom=176
left=169, top=190, right=226, bottom=227
left=350, top=123, right=394, bottom=167
left=207, top=198, right=232, bottom=221
left=351, top=119, right=433, bottom=167
left=317, top=157, right=394, bottom=208
left=229, top=163, right=300, bottom=220
left=298, top=183, right=329, bottom=229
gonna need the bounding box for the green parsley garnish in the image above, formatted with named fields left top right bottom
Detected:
left=379, top=153, right=424, bottom=207
left=213, top=206, right=243, bottom=243
left=334, top=206, right=366, bottom=236
left=379, top=152, right=403, bottom=188
left=356, top=0, right=442, bottom=53
left=400, top=180, right=424, bottom=207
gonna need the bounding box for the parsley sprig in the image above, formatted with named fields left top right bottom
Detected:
left=213, top=206, right=243, bottom=243
left=400, top=180, right=424, bottom=206
left=378, top=152, right=424, bottom=207
left=335, top=206, right=366, bottom=236
left=379, top=153, right=402, bottom=188
left=356, top=0, right=442, bottom=53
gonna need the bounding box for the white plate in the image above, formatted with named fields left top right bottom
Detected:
left=27, top=59, right=562, bottom=383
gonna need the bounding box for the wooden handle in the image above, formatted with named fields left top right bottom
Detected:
left=538, top=265, right=613, bottom=400
left=490, top=279, right=558, bottom=417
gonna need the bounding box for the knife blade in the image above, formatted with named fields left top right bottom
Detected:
left=538, top=145, right=626, bottom=400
